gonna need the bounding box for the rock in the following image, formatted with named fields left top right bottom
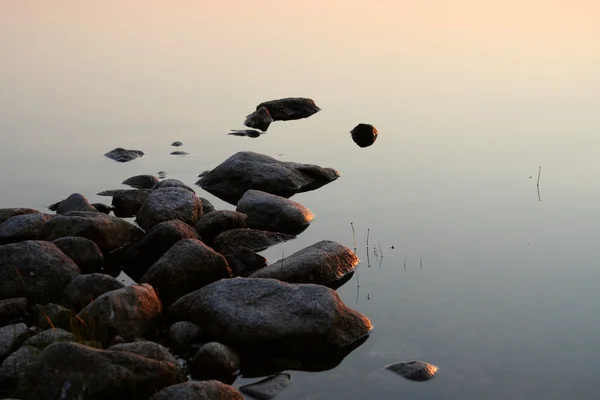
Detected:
left=236, top=190, right=314, bottom=235
left=91, top=203, right=112, bottom=214
left=0, top=299, right=27, bottom=327
left=190, top=342, right=240, bottom=382
left=108, top=341, right=177, bottom=365
left=122, top=175, right=159, bottom=190
left=112, top=189, right=152, bottom=218
left=256, top=97, right=321, bottom=121
left=15, top=342, right=185, bottom=400
left=195, top=210, right=248, bottom=243
left=76, top=284, right=162, bottom=343
left=169, top=278, right=372, bottom=359
left=0, top=208, right=40, bottom=225
left=152, top=179, right=195, bottom=193
left=200, top=197, right=215, bottom=214
left=212, top=229, right=295, bottom=255
left=48, top=193, right=97, bottom=215
left=136, top=188, right=203, bottom=231
left=250, top=241, right=358, bottom=286
left=169, top=321, right=202, bottom=351
left=228, top=129, right=263, bottom=138
left=0, top=213, right=54, bottom=245
left=110, top=220, right=200, bottom=282
left=23, top=328, right=76, bottom=350
left=0, top=345, right=40, bottom=392
left=32, top=304, right=75, bottom=331
left=244, top=106, right=273, bottom=132
left=350, top=123, right=378, bottom=148
left=171, top=141, right=183, bottom=147
left=52, top=237, right=104, bottom=274
left=386, top=361, right=438, bottom=381
left=196, top=151, right=339, bottom=204
left=0, top=241, right=80, bottom=304
left=170, top=151, right=189, bottom=156
left=226, top=248, right=267, bottom=277
left=42, top=212, right=144, bottom=252
left=157, top=170, right=168, bottom=179
left=0, top=324, right=29, bottom=363
left=141, top=238, right=231, bottom=306
left=239, top=373, right=291, bottom=400
left=104, top=147, right=144, bottom=162
left=61, top=274, right=125, bottom=312
left=148, top=381, right=243, bottom=400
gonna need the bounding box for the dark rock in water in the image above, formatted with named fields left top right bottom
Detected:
left=239, top=373, right=292, bottom=400
left=0, top=345, right=39, bottom=392
left=0, top=208, right=40, bottom=225
left=0, top=213, right=54, bottom=245
left=244, top=106, right=273, bottom=132
left=195, top=210, right=248, bottom=244
left=169, top=277, right=372, bottom=359
left=250, top=240, right=359, bottom=286
left=196, top=151, right=340, bottom=205
left=0, top=241, right=80, bottom=304
left=42, top=212, right=144, bottom=252
left=152, top=178, right=195, bottom=193
left=148, top=381, right=243, bottom=400
left=111, top=189, right=151, bottom=218
left=141, top=238, right=231, bottom=307
left=200, top=197, right=215, bottom=214
left=108, top=341, right=178, bottom=365
left=111, top=220, right=200, bottom=282
left=24, top=328, right=76, bottom=350
left=212, top=228, right=295, bottom=255
left=228, top=129, right=263, bottom=138
left=236, top=190, right=315, bottom=235
left=350, top=123, right=378, bottom=148
left=76, top=284, right=162, bottom=343
left=170, top=150, right=189, bottom=156
left=104, top=147, right=144, bottom=162
left=97, top=189, right=130, bottom=197
left=32, top=303, right=75, bottom=331
left=15, top=342, right=185, bottom=400
left=386, top=360, right=438, bottom=381
left=52, top=236, right=104, bottom=274
left=226, top=247, right=267, bottom=277
left=157, top=170, right=168, bottom=179
left=190, top=342, right=240, bottom=382
left=0, top=323, right=29, bottom=363
left=0, top=298, right=27, bottom=327
left=171, top=141, right=183, bottom=147
left=122, top=174, right=159, bottom=189
left=91, top=203, right=112, bottom=214
left=136, top=187, right=203, bottom=231
left=169, top=321, right=202, bottom=351
left=257, top=97, right=321, bottom=121
left=48, top=193, right=97, bottom=215
left=62, top=273, right=125, bottom=312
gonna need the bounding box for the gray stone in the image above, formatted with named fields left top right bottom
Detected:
left=196, top=151, right=339, bottom=204
left=0, top=213, right=54, bottom=245
left=136, top=187, right=203, bottom=231
left=0, top=208, right=40, bottom=225
left=239, top=373, right=292, bottom=400
left=195, top=210, right=248, bottom=243
left=0, top=298, right=27, bottom=327
left=148, top=381, right=243, bottom=400
left=212, top=228, right=295, bottom=255
left=244, top=106, right=273, bottom=132
left=190, top=342, right=240, bottom=381
left=256, top=97, right=321, bottom=121
left=0, top=241, right=80, bottom=304
left=32, top=303, right=75, bottom=331
left=48, top=193, right=97, bottom=215
left=152, top=179, right=195, bottom=193
left=122, top=175, right=159, bottom=189
left=91, top=203, right=112, bottom=214
left=236, top=190, right=314, bottom=235
left=169, top=321, right=202, bottom=350
left=141, top=238, right=231, bottom=307
left=171, top=141, right=183, bottom=147
left=200, top=197, right=215, bottom=214
left=52, top=236, right=104, bottom=274
left=104, top=147, right=144, bottom=162
left=350, top=123, right=378, bottom=148
left=226, top=247, right=267, bottom=277
left=0, top=324, right=28, bottom=363
left=228, top=129, right=263, bottom=138
left=386, top=360, right=438, bottom=381
left=170, top=151, right=189, bottom=156
left=0, top=345, right=40, bottom=392
left=112, top=189, right=151, bottom=218
left=61, top=274, right=125, bottom=312
left=108, top=341, right=177, bottom=365
left=23, top=328, right=76, bottom=350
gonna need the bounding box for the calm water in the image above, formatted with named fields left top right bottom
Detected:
left=2, top=2, right=600, bottom=399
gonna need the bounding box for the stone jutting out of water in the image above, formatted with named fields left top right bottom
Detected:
left=194, top=210, right=248, bottom=244
left=170, top=151, right=189, bottom=156
left=386, top=360, right=438, bottom=381
left=244, top=106, right=273, bottom=132
left=171, top=141, right=183, bottom=147
left=239, top=373, right=292, bottom=400
left=122, top=175, right=159, bottom=189
left=211, top=228, right=295, bottom=255
left=136, top=187, right=203, bottom=231
left=256, top=97, right=321, bottom=121
left=104, top=147, right=145, bottom=162
left=48, top=193, right=98, bottom=215
left=228, top=129, right=263, bottom=138
left=350, top=123, right=379, bottom=148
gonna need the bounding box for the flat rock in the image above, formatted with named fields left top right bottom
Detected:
left=239, top=373, right=292, bottom=400
left=212, top=228, right=295, bottom=255
left=48, top=193, right=97, bottom=215
left=256, top=97, right=321, bottom=121
left=190, top=342, right=240, bottom=381
left=250, top=240, right=359, bottom=287
left=136, top=187, right=203, bottom=231
left=32, top=303, right=75, bottom=331
left=15, top=342, right=185, bottom=400
left=169, top=278, right=372, bottom=359
left=52, top=236, right=104, bottom=274
left=104, top=147, right=144, bottom=162
left=0, top=298, right=27, bottom=327
left=61, top=273, right=125, bottom=312
left=141, top=238, right=231, bottom=307
left=0, top=208, right=40, bottom=225
left=148, top=381, right=243, bottom=400
left=386, top=360, right=438, bottom=381
left=236, top=190, right=314, bottom=235
left=244, top=106, right=273, bottom=132
left=122, top=174, right=159, bottom=189
left=228, top=129, right=263, bottom=138
left=0, top=345, right=40, bottom=392
left=196, top=151, right=339, bottom=204
left=112, top=189, right=151, bottom=218
left=0, top=324, right=29, bottom=363
left=108, top=341, right=177, bottom=365
left=350, top=123, right=378, bottom=148
left=0, top=213, right=55, bottom=245
left=171, top=141, right=183, bottom=147
left=152, top=179, right=195, bottom=193
left=169, top=321, right=202, bottom=351
left=195, top=210, right=248, bottom=243
left=226, top=247, right=267, bottom=277
left=0, top=241, right=80, bottom=304
left=24, top=328, right=76, bottom=350
left=170, top=151, right=189, bottom=156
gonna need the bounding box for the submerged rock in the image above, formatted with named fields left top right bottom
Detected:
left=195, top=210, right=248, bottom=243
left=61, top=273, right=125, bottom=312
left=0, top=213, right=54, bottom=245
left=386, top=360, right=438, bottom=381
left=171, top=141, right=183, bottom=147
left=212, top=228, right=295, bottom=255
left=237, top=190, right=315, bottom=235
left=48, top=193, right=97, bottom=215
left=0, top=208, right=40, bottom=225
left=104, top=147, right=144, bottom=162
left=108, top=341, right=178, bottom=365
left=170, top=150, right=189, bottom=156
left=111, top=189, right=151, bottom=218
left=244, top=106, right=273, bottom=132
left=148, top=381, right=243, bottom=400
left=350, top=123, right=378, bottom=148
left=122, top=175, right=159, bottom=189
left=228, top=129, right=263, bottom=138
left=196, top=151, right=339, bottom=204
left=136, top=187, right=203, bottom=231
left=239, top=373, right=292, bottom=400
left=190, top=342, right=240, bottom=382
left=52, top=236, right=104, bottom=274
left=256, top=97, right=321, bottom=121
left=226, top=247, right=267, bottom=277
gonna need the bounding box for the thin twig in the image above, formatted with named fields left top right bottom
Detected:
left=537, top=166, right=541, bottom=187
left=350, top=222, right=357, bottom=254
left=366, top=228, right=370, bottom=248
left=379, top=243, right=384, bottom=258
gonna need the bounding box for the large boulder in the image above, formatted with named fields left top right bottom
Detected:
left=152, top=179, right=195, bottom=193
left=61, top=274, right=125, bottom=311
left=41, top=212, right=144, bottom=252
left=0, top=213, right=55, bottom=245
left=195, top=210, right=248, bottom=243
left=0, top=298, right=27, bottom=327
left=169, top=278, right=372, bottom=359
left=52, top=237, right=104, bottom=274
left=236, top=190, right=314, bottom=235
left=256, top=97, right=321, bottom=121
left=148, top=381, right=243, bottom=400
left=76, top=284, right=162, bottom=343
left=212, top=228, right=295, bottom=255
left=0, top=323, right=29, bottom=363
left=136, top=187, right=203, bottom=231
left=0, top=208, right=39, bottom=225
left=111, top=189, right=151, bottom=218
left=196, top=151, right=340, bottom=205
left=108, top=341, right=177, bottom=365
left=250, top=241, right=358, bottom=286
left=140, top=239, right=231, bottom=307
left=0, top=241, right=80, bottom=304
left=15, top=342, right=184, bottom=400
left=48, top=193, right=97, bottom=215
left=0, top=345, right=40, bottom=392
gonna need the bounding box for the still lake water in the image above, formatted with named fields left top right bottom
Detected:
left=2, top=2, right=600, bottom=399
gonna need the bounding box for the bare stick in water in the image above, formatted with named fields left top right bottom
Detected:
left=378, top=243, right=384, bottom=258
left=537, top=166, right=541, bottom=187
left=366, top=228, right=370, bottom=249
left=350, top=222, right=357, bottom=254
